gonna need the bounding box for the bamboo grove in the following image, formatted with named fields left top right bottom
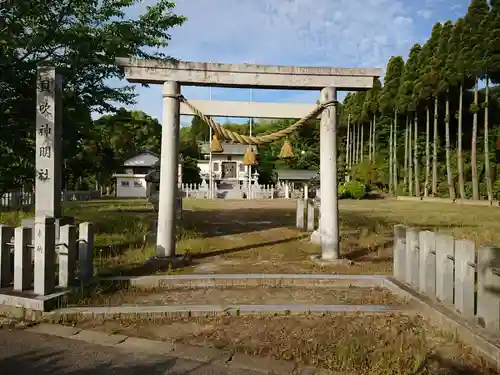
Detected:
left=342, top=0, right=500, bottom=201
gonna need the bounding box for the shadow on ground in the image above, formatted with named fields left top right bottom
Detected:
left=0, top=336, right=242, bottom=375
left=93, top=205, right=472, bottom=278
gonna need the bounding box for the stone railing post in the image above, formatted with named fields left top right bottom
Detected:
left=392, top=225, right=407, bottom=281
left=13, top=226, right=33, bottom=291
left=78, top=222, right=94, bottom=284
left=34, top=216, right=56, bottom=296
left=405, top=228, right=419, bottom=288
left=454, top=239, right=475, bottom=317
left=477, top=245, right=500, bottom=330
left=418, top=230, right=436, bottom=296
left=296, top=199, right=305, bottom=230
left=59, top=224, right=77, bottom=288
left=435, top=234, right=455, bottom=306
left=307, top=199, right=315, bottom=232
left=0, top=225, right=14, bottom=287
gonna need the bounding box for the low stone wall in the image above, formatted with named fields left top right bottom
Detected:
left=0, top=219, right=95, bottom=310
left=393, top=225, right=500, bottom=331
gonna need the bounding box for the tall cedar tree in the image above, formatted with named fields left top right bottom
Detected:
left=464, top=0, right=490, bottom=200
left=397, top=44, right=422, bottom=196
left=380, top=56, right=405, bottom=192
left=482, top=1, right=500, bottom=201
left=435, top=21, right=456, bottom=199
left=415, top=23, right=442, bottom=197
left=447, top=18, right=468, bottom=199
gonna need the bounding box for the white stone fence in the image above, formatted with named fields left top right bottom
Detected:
left=0, top=218, right=94, bottom=296
left=393, top=225, right=500, bottom=331
left=0, top=190, right=101, bottom=210
left=295, top=199, right=318, bottom=232
left=179, top=182, right=306, bottom=200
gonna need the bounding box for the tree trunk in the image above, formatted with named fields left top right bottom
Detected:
left=414, top=114, right=420, bottom=197
left=408, top=117, right=413, bottom=197
left=360, top=124, right=364, bottom=162
left=368, top=120, right=373, bottom=162
left=373, top=113, right=377, bottom=161
left=458, top=84, right=465, bottom=199
left=352, top=124, right=357, bottom=165
left=404, top=117, right=409, bottom=190
left=393, top=110, right=398, bottom=192
left=389, top=120, right=393, bottom=194
left=346, top=115, right=351, bottom=170
left=485, top=76, right=493, bottom=202
left=432, top=96, right=438, bottom=196
left=424, top=106, right=430, bottom=197
left=472, top=76, right=479, bottom=200
left=445, top=92, right=455, bottom=200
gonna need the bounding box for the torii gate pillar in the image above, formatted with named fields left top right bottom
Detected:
left=156, top=81, right=180, bottom=257
left=318, top=87, right=339, bottom=259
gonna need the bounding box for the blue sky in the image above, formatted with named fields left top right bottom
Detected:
left=103, top=0, right=470, bottom=126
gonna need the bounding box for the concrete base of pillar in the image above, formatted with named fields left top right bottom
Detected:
left=310, top=255, right=354, bottom=267
left=22, top=216, right=74, bottom=241
left=145, top=254, right=191, bottom=272
left=310, top=229, right=321, bottom=245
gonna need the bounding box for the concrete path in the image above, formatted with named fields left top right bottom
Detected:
left=0, top=329, right=266, bottom=375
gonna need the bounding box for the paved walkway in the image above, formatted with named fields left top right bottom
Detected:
left=0, top=329, right=263, bottom=375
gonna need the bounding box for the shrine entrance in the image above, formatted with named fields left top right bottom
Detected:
left=116, top=58, right=382, bottom=262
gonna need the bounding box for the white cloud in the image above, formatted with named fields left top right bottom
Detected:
left=417, top=9, right=433, bottom=19
left=110, top=0, right=419, bottom=122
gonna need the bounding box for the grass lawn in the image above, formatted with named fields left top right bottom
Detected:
left=2, top=197, right=500, bottom=276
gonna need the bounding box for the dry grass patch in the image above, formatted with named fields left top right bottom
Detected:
left=76, top=313, right=497, bottom=375
left=69, top=285, right=407, bottom=307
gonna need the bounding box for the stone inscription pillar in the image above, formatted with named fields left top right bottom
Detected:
left=35, top=66, right=62, bottom=218
left=156, top=81, right=180, bottom=257
left=319, top=87, right=340, bottom=260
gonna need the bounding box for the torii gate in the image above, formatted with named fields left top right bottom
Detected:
left=116, top=58, right=382, bottom=262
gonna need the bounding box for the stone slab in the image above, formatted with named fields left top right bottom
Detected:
left=26, top=323, right=80, bottom=337
left=0, top=288, right=70, bottom=311
left=116, top=336, right=175, bottom=354
left=295, top=366, right=343, bottom=375
left=310, top=255, right=354, bottom=267
left=180, top=100, right=320, bottom=119
left=29, top=324, right=331, bottom=374
left=227, top=352, right=296, bottom=374
left=51, top=304, right=409, bottom=322
left=117, top=58, right=382, bottom=90
left=102, top=274, right=387, bottom=289
left=69, top=329, right=128, bottom=346
left=173, top=342, right=229, bottom=362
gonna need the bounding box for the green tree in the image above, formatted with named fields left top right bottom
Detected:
left=0, top=0, right=185, bottom=193
left=397, top=44, right=422, bottom=196
left=415, top=23, right=442, bottom=196
left=464, top=0, right=490, bottom=200
left=447, top=18, right=468, bottom=199
left=380, top=56, right=404, bottom=192
left=435, top=21, right=456, bottom=199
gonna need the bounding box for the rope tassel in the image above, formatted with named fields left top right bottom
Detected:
left=210, top=134, right=223, bottom=152
left=278, top=139, right=294, bottom=159
left=243, top=147, right=258, bottom=166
